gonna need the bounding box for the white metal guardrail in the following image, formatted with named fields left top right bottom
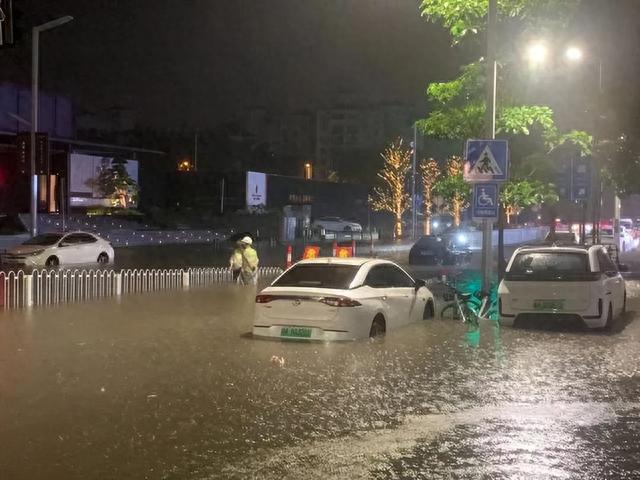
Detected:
left=1, top=266, right=283, bottom=310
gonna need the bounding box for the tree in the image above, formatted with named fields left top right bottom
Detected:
left=419, top=158, right=441, bottom=235
left=500, top=179, right=558, bottom=224
left=369, top=139, right=411, bottom=238
left=417, top=0, right=591, bottom=176
left=94, top=158, right=139, bottom=208
left=434, top=157, right=471, bottom=226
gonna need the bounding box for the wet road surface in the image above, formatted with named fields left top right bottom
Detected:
left=0, top=280, right=639, bottom=479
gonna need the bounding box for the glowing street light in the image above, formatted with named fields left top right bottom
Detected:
left=565, top=46, right=584, bottom=62
left=526, top=42, right=548, bottom=65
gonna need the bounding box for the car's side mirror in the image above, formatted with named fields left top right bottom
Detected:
left=415, top=278, right=426, bottom=291
left=618, top=264, right=630, bottom=273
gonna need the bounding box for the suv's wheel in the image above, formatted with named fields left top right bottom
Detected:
left=45, top=256, right=59, bottom=268
left=423, top=300, right=435, bottom=319
left=97, top=252, right=109, bottom=264
left=369, top=315, right=386, bottom=337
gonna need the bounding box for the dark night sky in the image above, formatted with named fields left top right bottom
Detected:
left=2, top=0, right=639, bottom=131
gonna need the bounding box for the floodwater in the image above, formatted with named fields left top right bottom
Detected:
left=0, top=280, right=639, bottom=479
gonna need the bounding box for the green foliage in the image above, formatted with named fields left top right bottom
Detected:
left=599, top=136, right=640, bottom=197
left=420, top=0, right=581, bottom=40
left=500, top=179, right=557, bottom=222
left=94, top=158, right=139, bottom=208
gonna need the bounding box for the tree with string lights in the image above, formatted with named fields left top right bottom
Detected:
left=419, top=158, right=441, bottom=235
left=369, top=139, right=411, bottom=238
left=434, top=156, right=470, bottom=227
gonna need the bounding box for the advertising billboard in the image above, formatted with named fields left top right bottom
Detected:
left=69, top=154, right=139, bottom=207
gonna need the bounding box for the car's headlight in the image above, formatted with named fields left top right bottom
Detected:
left=26, top=249, right=45, bottom=256
left=457, top=234, right=468, bottom=244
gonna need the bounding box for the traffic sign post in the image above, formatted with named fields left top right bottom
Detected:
left=465, top=139, right=509, bottom=293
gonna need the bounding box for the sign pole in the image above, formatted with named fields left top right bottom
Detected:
left=482, top=0, right=498, bottom=292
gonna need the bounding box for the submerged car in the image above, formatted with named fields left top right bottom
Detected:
left=253, top=258, right=435, bottom=341
left=312, top=217, right=362, bottom=233
left=2, top=231, right=114, bottom=267
left=409, top=235, right=471, bottom=266
left=499, top=245, right=626, bottom=329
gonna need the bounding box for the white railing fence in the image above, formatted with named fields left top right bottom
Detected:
left=1, top=266, right=283, bottom=310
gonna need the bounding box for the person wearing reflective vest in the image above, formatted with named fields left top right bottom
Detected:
left=238, top=236, right=259, bottom=285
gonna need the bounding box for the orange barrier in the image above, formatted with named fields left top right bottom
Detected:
left=336, top=246, right=353, bottom=258
left=286, top=245, right=293, bottom=268
left=302, top=245, right=321, bottom=259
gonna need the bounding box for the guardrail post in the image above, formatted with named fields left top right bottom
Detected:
left=115, top=272, right=122, bottom=296
left=182, top=270, right=190, bottom=289
left=24, top=274, right=33, bottom=308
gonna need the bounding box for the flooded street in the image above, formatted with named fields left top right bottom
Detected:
left=1, top=280, right=639, bottom=479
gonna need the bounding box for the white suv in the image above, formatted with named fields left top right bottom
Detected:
left=499, top=245, right=626, bottom=329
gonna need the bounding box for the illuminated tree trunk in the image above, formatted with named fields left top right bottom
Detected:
left=453, top=197, right=462, bottom=226
left=420, top=158, right=440, bottom=236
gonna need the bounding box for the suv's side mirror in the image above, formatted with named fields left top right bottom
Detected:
left=618, top=263, right=630, bottom=273
left=415, top=278, right=426, bottom=291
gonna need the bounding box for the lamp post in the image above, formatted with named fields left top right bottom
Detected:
left=30, top=15, right=73, bottom=237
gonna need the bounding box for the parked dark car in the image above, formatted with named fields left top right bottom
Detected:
left=409, top=235, right=470, bottom=265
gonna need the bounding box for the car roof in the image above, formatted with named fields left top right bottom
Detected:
left=514, top=245, right=593, bottom=254
left=294, top=257, right=393, bottom=267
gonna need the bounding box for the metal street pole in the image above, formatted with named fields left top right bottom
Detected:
left=30, top=16, right=73, bottom=237
left=481, top=0, right=498, bottom=292
left=412, top=123, right=417, bottom=240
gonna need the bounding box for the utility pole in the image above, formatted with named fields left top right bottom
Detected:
left=412, top=123, right=418, bottom=240
left=481, top=0, right=498, bottom=291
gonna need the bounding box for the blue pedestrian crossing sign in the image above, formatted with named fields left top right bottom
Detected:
left=472, top=183, right=499, bottom=220
left=464, top=139, right=509, bottom=182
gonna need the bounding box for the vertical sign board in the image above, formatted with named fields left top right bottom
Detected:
left=472, top=183, right=499, bottom=220
left=556, top=152, right=591, bottom=202
left=246, top=171, right=267, bottom=208
left=572, top=155, right=591, bottom=201
left=0, top=0, right=14, bottom=46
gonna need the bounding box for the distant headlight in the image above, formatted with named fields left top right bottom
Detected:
left=26, top=249, right=45, bottom=256
left=457, top=234, right=468, bottom=244
left=432, top=221, right=440, bottom=229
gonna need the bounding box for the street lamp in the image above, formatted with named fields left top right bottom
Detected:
left=526, top=42, right=548, bottom=66
left=565, top=46, right=584, bottom=62
left=30, top=15, right=74, bottom=237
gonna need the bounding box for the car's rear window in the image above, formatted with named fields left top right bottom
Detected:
left=273, top=264, right=359, bottom=289
left=416, top=237, right=442, bottom=247
left=506, top=252, right=595, bottom=281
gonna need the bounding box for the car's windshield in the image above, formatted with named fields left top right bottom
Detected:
left=273, top=264, right=359, bottom=289
left=507, top=251, right=593, bottom=280
left=22, top=233, right=63, bottom=246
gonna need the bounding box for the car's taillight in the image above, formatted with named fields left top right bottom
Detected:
left=320, top=297, right=361, bottom=307
left=255, top=294, right=275, bottom=304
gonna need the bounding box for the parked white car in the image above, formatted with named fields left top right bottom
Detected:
left=253, top=258, right=435, bottom=341
left=2, top=232, right=115, bottom=267
left=499, top=245, right=626, bottom=329
left=312, top=217, right=362, bottom=233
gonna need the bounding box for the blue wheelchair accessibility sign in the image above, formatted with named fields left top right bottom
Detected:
left=472, top=183, right=498, bottom=220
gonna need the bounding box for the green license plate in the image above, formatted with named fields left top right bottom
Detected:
left=280, top=327, right=312, bottom=338
left=533, top=299, right=564, bottom=311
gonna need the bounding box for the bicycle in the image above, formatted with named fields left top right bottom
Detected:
left=439, top=282, right=497, bottom=326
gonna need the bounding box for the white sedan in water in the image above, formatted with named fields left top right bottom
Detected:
left=499, top=245, right=626, bottom=329
left=2, top=231, right=114, bottom=267
left=253, top=258, right=435, bottom=341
